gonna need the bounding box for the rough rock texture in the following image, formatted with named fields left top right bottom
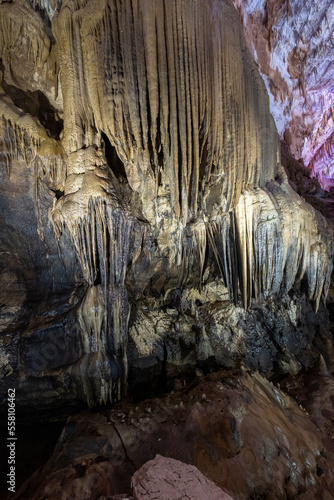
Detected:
left=286, top=354, right=334, bottom=445
left=232, top=0, right=334, bottom=188
left=281, top=140, right=334, bottom=221
left=131, top=455, right=234, bottom=500
left=13, top=370, right=334, bottom=499
left=0, top=0, right=333, bottom=416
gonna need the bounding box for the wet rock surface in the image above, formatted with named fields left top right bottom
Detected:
left=13, top=370, right=334, bottom=499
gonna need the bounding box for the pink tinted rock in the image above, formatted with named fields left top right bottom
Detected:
left=132, top=454, right=234, bottom=500
left=232, top=0, right=334, bottom=189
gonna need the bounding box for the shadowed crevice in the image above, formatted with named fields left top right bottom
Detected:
left=102, top=132, right=128, bottom=183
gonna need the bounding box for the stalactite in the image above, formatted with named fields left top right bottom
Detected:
left=0, top=0, right=61, bottom=113
left=181, top=219, right=207, bottom=288
left=75, top=283, right=129, bottom=406
left=53, top=0, right=279, bottom=224
left=0, top=113, right=66, bottom=258
left=53, top=186, right=135, bottom=405
left=51, top=0, right=332, bottom=404
left=206, top=212, right=239, bottom=304
left=206, top=180, right=333, bottom=311
left=0, top=92, right=66, bottom=253
left=56, top=197, right=132, bottom=287
left=0, top=96, right=66, bottom=184
left=0, top=2, right=50, bottom=69
left=1, top=116, right=42, bottom=169
left=27, top=0, right=59, bottom=20
left=0, top=0, right=333, bottom=413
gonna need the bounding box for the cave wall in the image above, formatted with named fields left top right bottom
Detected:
left=0, top=0, right=333, bottom=414
left=232, top=0, right=334, bottom=188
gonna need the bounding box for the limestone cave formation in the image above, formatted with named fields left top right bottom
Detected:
left=0, top=0, right=334, bottom=498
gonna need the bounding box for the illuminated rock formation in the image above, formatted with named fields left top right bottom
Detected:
left=232, top=0, right=334, bottom=188
left=0, top=0, right=333, bottom=413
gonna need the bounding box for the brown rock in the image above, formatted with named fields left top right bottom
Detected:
left=13, top=371, right=334, bottom=500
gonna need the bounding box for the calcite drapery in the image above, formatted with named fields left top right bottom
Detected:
left=53, top=0, right=279, bottom=224
left=50, top=0, right=282, bottom=404
left=0, top=0, right=333, bottom=410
